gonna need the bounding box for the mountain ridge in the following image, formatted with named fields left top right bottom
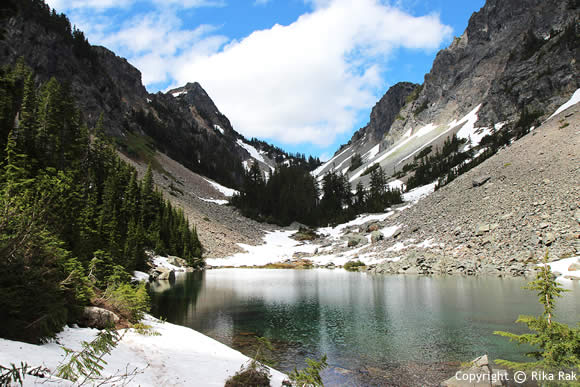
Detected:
left=314, top=0, right=578, bottom=186
left=0, top=0, right=315, bottom=190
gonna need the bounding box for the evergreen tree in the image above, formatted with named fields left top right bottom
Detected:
left=494, top=251, right=580, bottom=371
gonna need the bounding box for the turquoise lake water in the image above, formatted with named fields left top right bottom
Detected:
left=149, top=269, right=579, bottom=386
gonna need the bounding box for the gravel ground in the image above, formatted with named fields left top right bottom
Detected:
left=118, top=152, right=275, bottom=258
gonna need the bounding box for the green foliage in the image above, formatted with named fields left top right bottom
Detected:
left=344, top=260, right=365, bottom=271
left=132, top=323, right=161, bottom=336
left=292, top=227, right=320, bottom=241
left=0, top=188, right=71, bottom=343
left=0, top=362, right=49, bottom=386
left=105, top=282, right=150, bottom=323
left=407, top=134, right=469, bottom=190
left=405, top=84, right=423, bottom=104
left=231, top=164, right=319, bottom=226
left=513, top=106, right=543, bottom=139
left=494, top=251, right=580, bottom=371
left=56, top=329, right=121, bottom=384
left=413, top=100, right=429, bottom=115
left=288, top=354, right=328, bottom=387
left=348, top=153, right=363, bottom=172
left=225, top=336, right=274, bottom=387
left=0, top=64, right=202, bottom=341
left=361, top=163, right=380, bottom=177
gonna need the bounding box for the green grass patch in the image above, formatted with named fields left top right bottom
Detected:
left=344, top=260, right=365, bottom=271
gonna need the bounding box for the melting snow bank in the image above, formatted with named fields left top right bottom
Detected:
left=544, top=256, right=580, bottom=284
left=548, top=88, right=580, bottom=120
left=0, top=315, right=287, bottom=387
left=402, top=182, right=437, bottom=203
left=206, top=182, right=440, bottom=268
left=206, top=230, right=318, bottom=267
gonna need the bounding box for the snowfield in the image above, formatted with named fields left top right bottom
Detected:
left=0, top=316, right=287, bottom=387
left=207, top=180, right=439, bottom=269
left=202, top=177, right=239, bottom=197
left=548, top=88, right=580, bottom=120
left=544, top=256, right=580, bottom=284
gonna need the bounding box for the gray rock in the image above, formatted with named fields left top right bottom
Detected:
left=472, top=175, right=491, bottom=187
left=158, top=270, right=176, bottom=281
left=544, top=232, right=556, bottom=246
left=79, top=307, right=120, bottom=329
left=346, top=233, right=368, bottom=247
left=371, top=231, right=384, bottom=243
left=475, top=224, right=491, bottom=236
left=166, top=256, right=188, bottom=268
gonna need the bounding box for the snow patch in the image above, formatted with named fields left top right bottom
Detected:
left=402, top=182, right=437, bottom=203
left=0, top=315, right=287, bottom=386
left=363, top=144, right=380, bottom=161
left=206, top=231, right=318, bottom=267
left=153, top=256, right=184, bottom=272
left=387, top=179, right=405, bottom=191
left=237, top=139, right=265, bottom=163
left=172, top=90, right=186, bottom=98
left=548, top=88, right=580, bottom=120
left=199, top=197, right=229, bottom=205
left=544, top=256, right=580, bottom=284
left=202, top=177, right=239, bottom=197
left=214, top=124, right=225, bottom=135
left=132, top=270, right=149, bottom=282
left=312, top=146, right=351, bottom=177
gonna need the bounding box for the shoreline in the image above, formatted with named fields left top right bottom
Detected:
left=0, top=315, right=287, bottom=386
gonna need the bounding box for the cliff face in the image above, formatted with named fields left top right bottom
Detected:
left=313, top=0, right=579, bottom=183
left=0, top=1, right=296, bottom=188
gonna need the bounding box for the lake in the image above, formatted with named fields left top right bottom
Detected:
left=149, top=269, right=579, bottom=386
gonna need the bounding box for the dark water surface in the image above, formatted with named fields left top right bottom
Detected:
left=149, top=269, right=579, bottom=386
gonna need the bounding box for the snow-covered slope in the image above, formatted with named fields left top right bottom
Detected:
left=0, top=316, right=287, bottom=387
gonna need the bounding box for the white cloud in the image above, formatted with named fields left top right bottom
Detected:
left=48, top=0, right=452, bottom=148
left=46, top=0, right=224, bottom=11
left=254, top=0, right=272, bottom=5
left=46, top=0, right=135, bottom=11
left=168, top=0, right=452, bottom=145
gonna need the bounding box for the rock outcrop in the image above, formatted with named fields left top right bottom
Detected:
left=313, top=0, right=579, bottom=186
left=79, top=307, right=120, bottom=329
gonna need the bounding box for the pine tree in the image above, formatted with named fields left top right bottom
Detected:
left=494, top=250, right=580, bottom=371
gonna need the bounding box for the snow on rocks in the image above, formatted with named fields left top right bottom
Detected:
left=132, top=270, right=149, bottom=282
left=402, top=182, right=437, bottom=203
left=0, top=315, right=287, bottom=387
left=236, top=139, right=265, bottom=163
left=202, top=177, right=239, bottom=197
left=548, top=88, right=580, bottom=120
left=206, top=230, right=318, bottom=267
left=544, top=256, right=580, bottom=283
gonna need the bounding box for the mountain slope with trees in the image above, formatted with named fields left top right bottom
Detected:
left=0, top=63, right=202, bottom=343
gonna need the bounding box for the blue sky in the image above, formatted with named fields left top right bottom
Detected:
left=47, top=0, right=485, bottom=160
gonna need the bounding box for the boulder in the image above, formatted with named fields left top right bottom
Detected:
left=158, top=270, right=176, bottom=281
left=371, top=230, right=384, bottom=243
left=568, top=263, right=580, bottom=272
left=475, top=224, right=491, bottom=236
left=366, top=223, right=380, bottom=232
left=79, top=307, right=120, bottom=329
left=472, top=175, right=491, bottom=187
left=166, top=256, right=188, bottom=267
left=544, top=232, right=556, bottom=246
left=564, top=275, right=580, bottom=280
left=346, top=233, right=367, bottom=247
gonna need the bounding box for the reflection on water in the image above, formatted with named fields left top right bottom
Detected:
left=149, top=269, right=580, bottom=386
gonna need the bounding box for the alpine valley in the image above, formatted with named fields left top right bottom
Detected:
left=0, top=0, right=579, bottom=386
